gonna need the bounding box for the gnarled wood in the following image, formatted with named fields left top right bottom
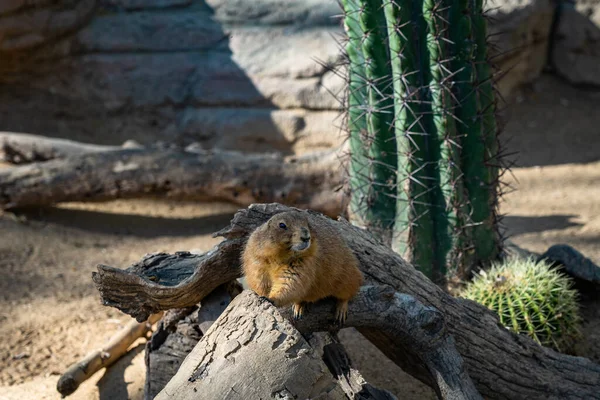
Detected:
left=281, top=285, right=480, bottom=400
left=0, top=146, right=346, bottom=217
left=144, top=284, right=241, bottom=400
left=56, top=312, right=163, bottom=397
left=92, top=203, right=600, bottom=400
left=0, top=132, right=139, bottom=164
left=155, top=290, right=400, bottom=400
left=93, top=244, right=243, bottom=320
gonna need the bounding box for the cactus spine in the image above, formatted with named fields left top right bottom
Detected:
left=342, top=0, right=502, bottom=284
left=343, top=0, right=397, bottom=241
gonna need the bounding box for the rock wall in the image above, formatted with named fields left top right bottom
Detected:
left=0, top=0, right=556, bottom=154
left=552, top=1, right=600, bottom=86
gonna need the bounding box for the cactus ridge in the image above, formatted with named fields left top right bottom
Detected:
left=460, top=257, right=582, bottom=352
left=336, top=0, right=507, bottom=284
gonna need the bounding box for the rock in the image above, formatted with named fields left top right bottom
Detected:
left=205, top=0, right=342, bottom=26
left=486, top=0, right=556, bottom=98
left=23, top=51, right=343, bottom=111
left=575, top=0, right=600, bottom=27
left=541, top=244, right=600, bottom=285
left=0, top=0, right=561, bottom=155
left=74, top=10, right=228, bottom=52
left=0, top=0, right=32, bottom=16
left=251, top=72, right=344, bottom=110
left=0, top=0, right=95, bottom=52
left=99, top=0, right=192, bottom=10
left=176, top=108, right=342, bottom=153
left=228, top=27, right=342, bottom=79
left=552, top=6, right=600, bottom=87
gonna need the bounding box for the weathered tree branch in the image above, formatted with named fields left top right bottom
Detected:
left=56, top=312, right=163, bottom=397
left=0, top=132, right=130, bottom=164
left=92, top=203, right=600, bottom=400
left=318, top=335, right=399, bottom=400
left=154, top=290, right=403, bottom=400
left=144, top=283, right=241, bottom=399
left=281, top=285, right=481, bottom=400
left=0, top=146, right=346, bottom=216
left=93, top=244, right=243, bottom=319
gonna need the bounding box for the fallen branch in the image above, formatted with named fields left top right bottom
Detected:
left=92, top=203, right=600, bottom=400
left=93, top=244, right=243, bottom=319
left=155, top=290, right=412, bottom=400
left=0, top=132, right=130, bottom=164
left=0, top=145, right=347, bottom=217
left=319, top=335, right=398, bottom=400
left=144, top=283, right=241, bottom=399
left=56, top=312, right=163, bottom=397
left=282, top=285, right=481, bottom=400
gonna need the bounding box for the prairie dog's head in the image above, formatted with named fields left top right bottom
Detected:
left=259, top=211, right=312, bottom=255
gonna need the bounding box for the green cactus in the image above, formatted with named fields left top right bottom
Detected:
left=341, top=0, right=502, bottom=284
left=460, top=257, right=582, bottom=353
left=342, top=0, right=397, bottom=242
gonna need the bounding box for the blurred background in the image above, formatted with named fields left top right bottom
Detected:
left=0, top=0, right=599, bottom=399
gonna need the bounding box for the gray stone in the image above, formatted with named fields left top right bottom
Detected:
left=28, top=52, right=264, bottom=109
left=205, top=0, right=342, bottom=26
left=553, top=6, right=600, bottom=86
left=486, top=0, right=556, bottom=98
left=99, top=0, right=192, bottom=9
left=0, top=0, right=564, bottom=156
left=229, top=27, right=342, bottom=79
left=0, top=0, right=36, bottom=16
left=250, top=72, right=344, bottom=110
left=575, top=0, right=600, bottom=27
left=0, top=0, right=95, bottom=52
left=176, top=108, right=342, bottom=153
left=75, top=11, right=227, bottom=52
left=26, top=51, right=343, bottom=111
left=541, top=244, right=600, bottom=286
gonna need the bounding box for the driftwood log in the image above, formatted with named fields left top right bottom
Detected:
left=93, top=203, right=600, bottom=400
left=0, top=140, right=346, bottom=217
left=155, top=290, right=418, bottom=400
left=145, top=284, right=400, bottom=399
left=143, top=283, right=242, bottom=399
left=0, top=132, right=133, bottom=164
left=56, top=312, right=163, bottom=396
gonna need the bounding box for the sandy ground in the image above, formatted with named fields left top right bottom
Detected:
left=1, top=74, right=600, bottom=399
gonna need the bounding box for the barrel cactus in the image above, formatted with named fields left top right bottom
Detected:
left=340, top=0, right=503, bottom=285
left=460, top=257, right=582, bottom=353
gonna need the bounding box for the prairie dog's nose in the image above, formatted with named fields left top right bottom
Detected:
left=300, top=227, right=310, bottom=241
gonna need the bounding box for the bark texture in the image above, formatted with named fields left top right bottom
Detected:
left=92, top=203, right=600, bottom=400
left=154, top=290, right=399, bottom=400
left=282, top=285, right=481, bottom=400
left=0, top=146, right=346, bottom=217
left=144, top=284, right=240, bottom=400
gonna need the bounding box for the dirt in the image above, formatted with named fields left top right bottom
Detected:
left=1, top=73, right=600, bottom=399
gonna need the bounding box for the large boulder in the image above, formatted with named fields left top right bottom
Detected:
left=486, top=0, right=555, bottom=97
left=552, top=4, right=600, bottom=86
left=0, top=0, right=555, bottom=155
left=575, top=0, right=600, bottom=27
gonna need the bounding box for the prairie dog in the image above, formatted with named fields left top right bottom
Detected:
left=241, top=210, right=363, bottom=323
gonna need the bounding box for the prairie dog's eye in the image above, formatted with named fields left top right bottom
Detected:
left=279, top=222, right=287, bottom=229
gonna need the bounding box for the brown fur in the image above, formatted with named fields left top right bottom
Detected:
left=241, top=210, right=363, bottom=323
